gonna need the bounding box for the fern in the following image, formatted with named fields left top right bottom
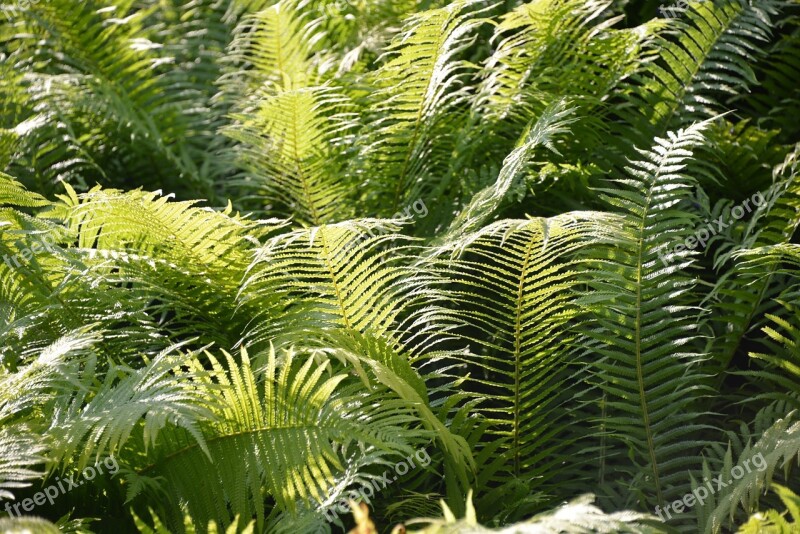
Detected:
left=360, top=0, right=489, bottom=214
left=584, top=121, right=716, bottom=508
left=2, top=0, right=800, bottom=531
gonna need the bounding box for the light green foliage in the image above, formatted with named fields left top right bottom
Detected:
left=1, top=0, right=799, bottom=533
left=736, top=485, right=800, bottom=534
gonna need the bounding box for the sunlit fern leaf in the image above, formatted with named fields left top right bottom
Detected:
left=735, top=484, right=800, bottom=534
left=746, top=299, right=800, bottom=403
left=132, top=509, right=197, bottom=534
left=402, top=490, right=666, bottom=533
left=0, top=517, right=60, bottom=533
left=8, top=0, right=216, bottom=198
left=627, top=0, right=782, bottom=137
left=56, top=185, right=255, bottom=278
left=732, top=245, right=800, bottom=286
left=0, top=213, right=101, bottom=366
left=704, top=143, right=800, bottom=371
left=0, top=329, right=99, bottom=419
left=224, top=86, right=357, bottom=225
left=218, top=1, right=321, bottom=104
left=454, top=0, right=658, bottom=184
left=583, top=121, right=716, bottom=508
left=476, top=0, right=637, bottom=125
left=49, top=342, right=217, bottom=471
left=0, top=425, right=47, bottom=502
left=132, top=509, right=255, bottom=534
left=422, top=212, right=622, bottom=510
left=19, top=186, right=268, bottom=353
left=431, top=99, right=579, bottom=248
left=132, top=346, right=424, bottom=530
left=695, top=413, right=800, bottom=534
left=316, top=329, right=475, bottom=485
left=239, top=219, right=425, bottom=349
left=361, top=0, right=489, bottom=215
left=0, top=172, right=50, bottom=208
left=295, top=0, right=434, bottom=75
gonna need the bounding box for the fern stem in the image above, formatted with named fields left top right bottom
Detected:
left=511, top=231, right=536, bottom=476
left=634, top=153, right=666, bottom=506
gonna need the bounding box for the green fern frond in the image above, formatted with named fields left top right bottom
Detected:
left=224, top=86, right=357, bottom=224
left=704, top=143, right=799, bottom=371
left=318, top=330, right=475, bottom=484
left=361, top=0, right=489, bottom=214
left=402, top=491, right=667, bottom=533
left=631, top=0, right=781, bottom=133
left=477, top=0, right=640, bottom=124
left=736, top=485, right=800, bottom=534
left=747, top=299, right=800, bottom=401
left=219, top=2, right=321, bottom=103
left=0, top=425, right=47, bottom=502
left=0, top=172, right=49, bottom=208
left=132, top=345, right=425, bottom=529
left=239, top=219, right=423, bottom=348
left=8, top=0, right=217, bottom=198
left=423, top=212, right=621, bottom=508
left=132, top=509, right=255, bottom=534
left=50, top=343, right=218, bottom=470
left=0, top=516, right=60, bottom=533
left=696, top=413, right=800, bottom=534
left=583, top=121, right=716, bottom=507
left=431, top=99, right=579, bottom=247
left=58, top=185, right=254, bottom=277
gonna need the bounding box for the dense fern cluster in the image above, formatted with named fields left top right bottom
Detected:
left=1, top=0, right=799, bottom=532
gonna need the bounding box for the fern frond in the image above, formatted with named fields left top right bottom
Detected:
left=133, top=346, right=425, bottom=529
left=218, top=2, right=321, bottom=104
left=423, top=212, right=621, bottom=510
left=8, top=0, right=218, bottom=198
left=736, top=485, right=800, bottom=533
left=704, top=143, right=800, bottom=371
left=746, top=299, right=800, bottom=402
left=224, top=86, right=357, bottom=225
left=431, top=99, right=579, bottom=247
left=0, top=172, right=50, bottom=208
left=403, top=491, right=666, bottom=533
left=584, top=121, right=716, bottom=507
left=0, top=517, right=60, bottom=533
left=361, top=0, right=489, bottom=214
left=630, top=0, right=781, bottom=134
left=50, top=343, right=218, bottom=470
left=477, top=0, right=637, bottom=124
left=239, top=219, right=424, bottom=348
left=0, top=425, right=47, bottom=502
left=697, top=413, right=800, bottom=534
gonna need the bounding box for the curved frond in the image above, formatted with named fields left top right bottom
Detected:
left=224, top=86, right=357, bottom=225
left=361, top=0, right=489, bottom=214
